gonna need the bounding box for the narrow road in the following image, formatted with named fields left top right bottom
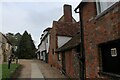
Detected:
left=12, top=59, right=32, bottom=78
left=35, top=60, right=65, bottom=78
left=12, top=59, right=65, bottom=79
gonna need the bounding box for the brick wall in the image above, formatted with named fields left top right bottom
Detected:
left=80, top=2, right=120, bottom=78
left=64, top=49, right=80, bottom=78
left=64, top=4, right=72, bottom=22
left=48, top=21, right=57, bottom=67
left=48, top=4, right=80, bottom=76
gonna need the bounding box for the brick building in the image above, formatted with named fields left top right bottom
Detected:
left=56, top=32, right=81, bottom=79
left=75, top=0, right=120, bottom=79
left=48, top=4, right=80, bottom=68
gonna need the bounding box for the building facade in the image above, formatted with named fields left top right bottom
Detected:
left=37, top=28, right=51, bottom=63
left=0, top=32, right=12, bottom=63
left=48, top=4, right=80, bottom=68
left=56, top=32, right=81, bottom=79
left=75, top=1, right=120, bottom=79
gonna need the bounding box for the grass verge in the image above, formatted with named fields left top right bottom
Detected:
left=1, top=63, right=21, bottom=79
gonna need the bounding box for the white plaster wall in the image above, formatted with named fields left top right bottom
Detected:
left=43, top=52, right=46, bottom=61
left=38, top=38, right=46, bottom=60
left=39, top=41, right=45, bottom=51
left=39, top=33, right=50, bottom=53
left=57, top=36, right=72, bottom=48
left=46, top=34, right=50, bottom=53
left=40, top=52, right=43, bottom=60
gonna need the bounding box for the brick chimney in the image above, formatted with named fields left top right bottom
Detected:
left=64, top=4, right=72, bottom=22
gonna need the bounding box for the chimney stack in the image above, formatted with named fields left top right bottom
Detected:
left=64, top=4, right=72, bottom=22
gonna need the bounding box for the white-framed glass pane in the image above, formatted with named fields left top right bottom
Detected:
left=96, top=0, right=118, bottom=14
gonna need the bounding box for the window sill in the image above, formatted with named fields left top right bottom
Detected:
left=99, top=72, right=120, bottom=78
left=95, top=2, right=119, bottom=20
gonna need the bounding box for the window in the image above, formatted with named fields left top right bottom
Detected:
left=99, top=39, right=120, bottom=76
left=52, top=49, right=54, bottom=55
left=96, top=0, right=117, bottom=14
left=58, top=53, right=61, bottom=61
left=111, top=48, right=117, bottom=57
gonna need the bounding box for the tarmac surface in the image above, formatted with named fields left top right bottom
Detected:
left=12, top=59, right=65, bottom=79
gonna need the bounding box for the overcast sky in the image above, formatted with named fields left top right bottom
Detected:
left=0, top=0, right=81, bottom=48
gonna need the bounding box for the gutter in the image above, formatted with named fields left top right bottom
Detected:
left=74, top=3, right=86, bottom=80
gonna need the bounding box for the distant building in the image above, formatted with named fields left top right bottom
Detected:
left=75, top=0, right=120, bottom=79
left=37, top=28, right=52, bottom=63
left=0, top=32, right=12, bottom=63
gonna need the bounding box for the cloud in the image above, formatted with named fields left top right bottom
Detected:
left=1, top=2, right=80, bottom=47
left=0, top=3, right=2, bottom=32
left=1, top=0, right=80, bottom=3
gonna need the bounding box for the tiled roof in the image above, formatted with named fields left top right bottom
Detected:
left=56, top=32, right=81, bottom=52
left=53, top=21, right=80, bottom=37
left=43, top=27, right=52, bottom=32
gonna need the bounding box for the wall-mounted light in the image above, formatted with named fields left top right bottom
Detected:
left=111, top=48, right=117, bottom=57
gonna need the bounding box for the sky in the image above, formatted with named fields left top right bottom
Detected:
left=0, top=0, right=81, bottom=48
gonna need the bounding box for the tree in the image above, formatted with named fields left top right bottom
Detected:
left=17, top=31, right=36, bottom=59
left=6, top=32, right=22, bottom=55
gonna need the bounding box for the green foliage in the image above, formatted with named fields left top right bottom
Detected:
left=6, top=33, right=22, bottom=46
left=6, top=31, right=36, bottom=59
left=1, top=63, right=20, bottom=79
left=6, top=33, right=22, bottom=57
left=17, top=31, right=36, bottom=59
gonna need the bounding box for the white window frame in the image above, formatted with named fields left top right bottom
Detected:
left=111, top=48, right=117, bottom=57
left=96, top=0, right=118, bottom=15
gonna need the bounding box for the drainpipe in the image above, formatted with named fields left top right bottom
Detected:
left=74, top=6, right=86, bottom=80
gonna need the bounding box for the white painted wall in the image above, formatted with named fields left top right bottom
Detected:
left=43, top=52, right=46, bottom=61
left=57, top=36, right=72, bottom=48
left=39, top=34, right=50, bottom=53
left=38, top=31, right=51, bottom=61
left=40, top=52, right=43, bottom=60
left=45, top=34, right=50, bottom=53
left=39, top=41, right=45, bottom=51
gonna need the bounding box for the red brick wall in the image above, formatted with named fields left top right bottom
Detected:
left=64, top=4, right=72, bottom=22
left=48, top=20, right=80, bottom=68
left=80, top=2, right=120, bottom=78
left=64, top=49, right=80, bottom=78
left=56, top=53, right=62, bottom=70
left=48, top=21, right=57, bottom=66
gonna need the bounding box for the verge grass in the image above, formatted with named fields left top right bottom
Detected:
left=1, top=63, right=20, bottom=79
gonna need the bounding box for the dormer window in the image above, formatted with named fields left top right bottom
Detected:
left=96, top=0, right=118, bottom=14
